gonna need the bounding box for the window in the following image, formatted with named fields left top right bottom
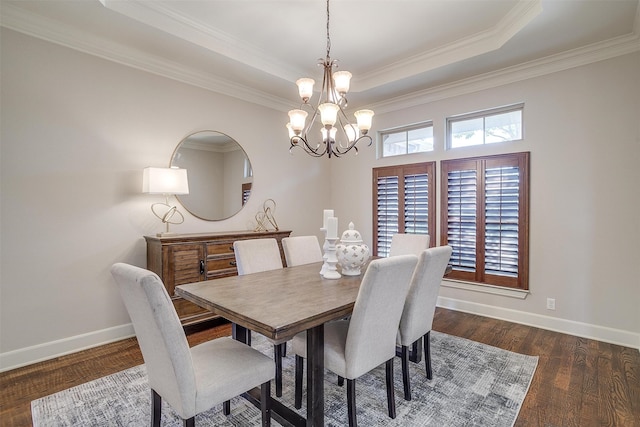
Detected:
left=380, top=123, right=434, bottom=157
left=447, top=104, right=523, bottom=149
left=440, top=152, right=529, bottom=290
left=373, top=162, right=435, bottom=256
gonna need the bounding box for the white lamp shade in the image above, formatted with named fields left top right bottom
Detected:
left=143, top=167, right=189, bottom=195
left=296, top=78, right=315, bottom=101
left=321, top=126, right=337, bottom=141
left=288, top=109, right=308, bottom=132
left=318, top=103, right=340, bottom=126
left=344, top=123, right=359, bottom=142
left=354, top=109, right=374, bottom=131
left=286, top=123, right=296, bottom=138
left=333, top=71, right=352, bottom=94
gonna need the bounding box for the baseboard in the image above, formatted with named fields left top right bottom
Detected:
left=3, top=300, right=638, bottom=372
left=0, top=323, right=135, bottom=373
left=437, top=296, right=640, bottom=351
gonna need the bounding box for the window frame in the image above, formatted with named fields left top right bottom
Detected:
left=372, top=162, right=436, bottom=256
left=446, top=103, right=524, bottom=150
left=379, top=121, right=434, bottom=158
left=440, top=152, right=529, bottom=290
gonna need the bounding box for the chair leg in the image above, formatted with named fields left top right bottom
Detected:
left=424, top=331, right=432, bottom=380
left=223, top=400, right=231, bottom=415
left=274, top=344, right=283, bottom=397
left=386, top=358, right=396, bottom=419
left=261, top=381, right=272, bottom=427
left=281, top=341, right=287, bottom=357
left=347, top=379, right=357, bottom=427
left=183, top=418, right=195, bottom=427
left=401, top=345, right=411, bottom=401
left=338, top=375, right=344, bottom=386
left=151, top=389, right=161, bottom=427
left=294, top=355, right=304, bottom=409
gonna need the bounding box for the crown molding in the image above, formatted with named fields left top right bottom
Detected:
left=371, top=31, right=640, bottom=115
left=98, top=0, right=305, bottom=83
left=0, top=3, right=293, bottom=112
left=354, top=0, right=542, bottom=92
left=2, top=2, right=638, bottom=115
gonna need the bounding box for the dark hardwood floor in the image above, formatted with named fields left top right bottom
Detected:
left=1, top=308, right=638, bottom=426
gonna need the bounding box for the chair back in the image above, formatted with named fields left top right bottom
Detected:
left=344, top=254, right=418, bottom=378
left=282, top=236, right=323, bottom=267
left=110, top=263, right=195, bottom=417
left=233, top=238, right=283, bottom=275
left=398, top=246, right=453, bottom=345
left=389, top=233, right=430, bottom=257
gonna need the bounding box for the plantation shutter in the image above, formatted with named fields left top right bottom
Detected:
left=242, top=183, right=252, bottom=206
left=441, top=152, right=529, bottom=290
left=373, top=163, right=435, bottom=257
left=375, top=175, right=399, bottom=257
left=446, top=168, right=477, bottom=274
left=484, top=165, right=520, bottom=277
left=404, top=173, right=430, bottom=234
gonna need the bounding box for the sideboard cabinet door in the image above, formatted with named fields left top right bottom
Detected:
left=145, top=230, right=291, bottom=326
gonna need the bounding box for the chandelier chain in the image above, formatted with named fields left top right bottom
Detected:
left=325, top=0, right=331, bottom=59
left=286, top=0, right=374, bottom=158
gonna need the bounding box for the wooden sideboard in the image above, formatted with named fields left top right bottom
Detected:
left=145, top=230, right=291, bottom=326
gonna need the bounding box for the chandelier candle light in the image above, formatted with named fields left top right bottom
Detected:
left=287, top=0, right=374, bottom=158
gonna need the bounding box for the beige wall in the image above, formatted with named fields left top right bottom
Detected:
left=331, top=52, right=640, bottom=348
left=1, top=28, right=638, bottom=371
left=0, top=29, right=329, bottom=369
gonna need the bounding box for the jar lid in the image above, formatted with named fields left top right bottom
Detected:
left=340, top=222, right=363, bottom=243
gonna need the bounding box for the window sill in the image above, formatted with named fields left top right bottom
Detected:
left=441, top=279, right=529, bottom=299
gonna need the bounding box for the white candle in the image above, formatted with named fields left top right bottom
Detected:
left=327, top=216, right=338, bottom=239
left=323, top=209, right=334, bottom=229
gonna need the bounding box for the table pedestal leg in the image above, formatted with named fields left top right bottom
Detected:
left=306, top=324, right=324, bottom=427
left=232, top=323, right=251, bottom=345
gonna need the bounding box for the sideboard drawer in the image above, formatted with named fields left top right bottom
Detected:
left=207, top=241, right=235, bottom=256
left=145, top=230, right=291, bottom=326
left=207, top=257, right=237, bottom=272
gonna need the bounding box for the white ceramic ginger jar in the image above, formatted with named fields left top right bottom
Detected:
left=336, top=222, right=370, bottom=276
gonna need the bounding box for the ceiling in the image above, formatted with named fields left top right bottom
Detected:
left=2, top=0, right=639, bottom=113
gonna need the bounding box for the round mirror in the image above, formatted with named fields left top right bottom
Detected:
left=170, top=131, right=253, bottom=221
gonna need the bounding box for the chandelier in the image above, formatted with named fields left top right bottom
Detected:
left=287, top=0, right=374, bottom=158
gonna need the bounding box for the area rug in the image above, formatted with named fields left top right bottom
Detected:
left=32, top=331, right=537, bottom=426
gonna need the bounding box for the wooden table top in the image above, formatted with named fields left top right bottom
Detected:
left=176, top=261, right=367, bottom=342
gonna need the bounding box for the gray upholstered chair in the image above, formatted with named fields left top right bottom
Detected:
left=110, top=263, right=273, bottom=427
left=282, top=235, right=323, bottom=267
left=397, top=245, right=452, bottom=401
left=292, top=255, right=419, bottom=427
left=233, top=238, right=284, bottom=276
left=389, top=233, right=430, bottom=257
left=233, top=238, right=287, bottom=397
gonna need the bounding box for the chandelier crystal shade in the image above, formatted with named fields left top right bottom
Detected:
left=287, top=0, right=374, bottom=158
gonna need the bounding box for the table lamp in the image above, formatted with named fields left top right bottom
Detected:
left=142, top=167, right=189, bottom=236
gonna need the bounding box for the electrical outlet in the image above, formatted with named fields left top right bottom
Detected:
left=546, top=298, right=556, bottom=310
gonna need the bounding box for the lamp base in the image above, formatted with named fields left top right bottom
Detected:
left=156, top=231, right=179, bottom=237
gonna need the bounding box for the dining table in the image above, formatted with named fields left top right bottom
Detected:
left=175, top=260, right=369, bottom=427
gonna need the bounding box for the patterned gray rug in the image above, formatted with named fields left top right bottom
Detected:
left=32, top=331, right=537, bottom=426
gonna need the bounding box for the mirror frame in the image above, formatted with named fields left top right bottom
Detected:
left=170, top=130, right=253, bottom=221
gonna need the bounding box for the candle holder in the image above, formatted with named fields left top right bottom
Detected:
left=322, top=237, right=341, bottom=279
left=320, top=227, right=329, bottom=275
